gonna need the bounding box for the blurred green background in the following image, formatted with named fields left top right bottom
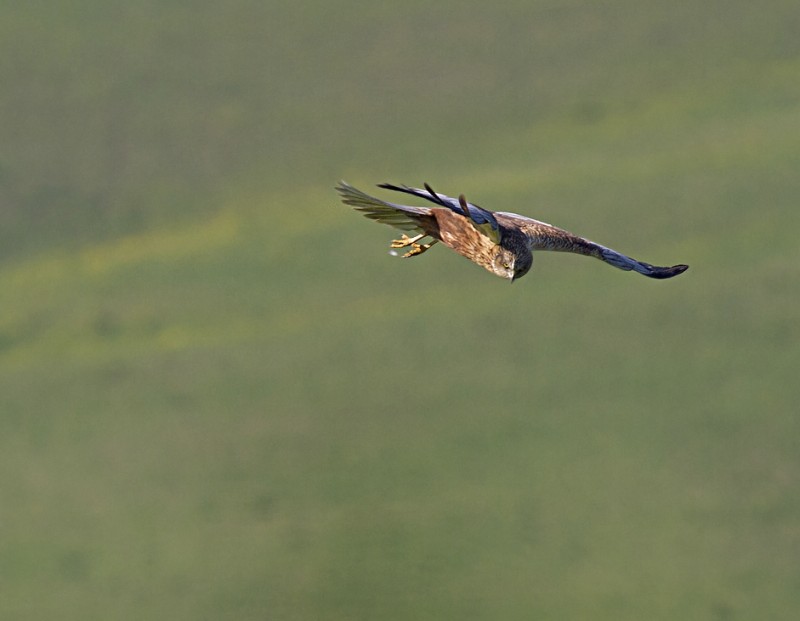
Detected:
left=2, top=1, right=799, bottom=619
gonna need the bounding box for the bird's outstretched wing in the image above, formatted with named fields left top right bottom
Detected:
left=335, top=181, right=435, bottom=232
left=505, top=213, right=689, bottom=279
left=378, top=182, right=502, bottom=244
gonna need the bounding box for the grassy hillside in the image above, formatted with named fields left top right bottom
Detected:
left=2, top=1, right=799, bottom=619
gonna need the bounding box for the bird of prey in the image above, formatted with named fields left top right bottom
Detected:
left=336, top=181, right=688, bottom=282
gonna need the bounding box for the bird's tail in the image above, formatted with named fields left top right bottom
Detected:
left=336, top=181, right=432, bottom=232
left=597, top=245, right=689, bottom=279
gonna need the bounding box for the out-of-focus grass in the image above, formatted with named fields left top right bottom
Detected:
left=2, top=1, right=799, bottom=619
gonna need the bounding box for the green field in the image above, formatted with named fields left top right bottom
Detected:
left=2, top=1, right=799, bottom=619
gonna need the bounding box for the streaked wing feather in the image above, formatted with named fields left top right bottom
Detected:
left=434, top=208, right=499, bottom=274
left=336, top=181, right=433, bottom=232
left=379, top=182, right=501, bottom=241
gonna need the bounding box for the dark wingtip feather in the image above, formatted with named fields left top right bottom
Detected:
left=647, top=263, right=690, bottom=279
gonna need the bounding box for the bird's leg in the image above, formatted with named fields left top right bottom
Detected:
left=389, top=234, right=438, bottom=258
left=390, top=233, right=425, bottom=249
left=401, top=239, right=438, bottom=258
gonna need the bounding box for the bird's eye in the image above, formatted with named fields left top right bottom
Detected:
left=502, top=263, right=511, bottom=269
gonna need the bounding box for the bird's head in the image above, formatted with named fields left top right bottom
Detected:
left=491, top=248, right=532, bottom=282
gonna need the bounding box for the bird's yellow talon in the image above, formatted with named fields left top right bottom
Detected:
left=391, top=233, right=424, bottom=248
left=401, top=241, right=436, bottom=258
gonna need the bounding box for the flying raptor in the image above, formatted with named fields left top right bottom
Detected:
left=336, top=181, right=688, bottom=282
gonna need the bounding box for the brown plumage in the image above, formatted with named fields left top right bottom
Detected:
left=336, top=181, right=689, bottom=282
